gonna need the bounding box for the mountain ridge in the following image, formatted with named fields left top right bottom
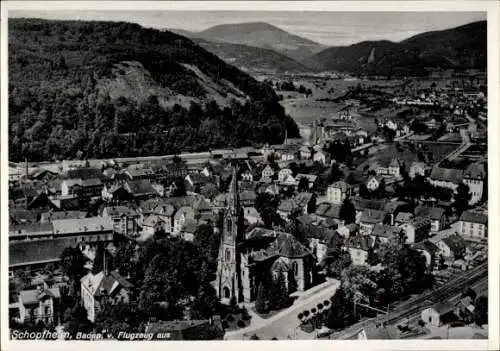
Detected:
left=304, top=20, right=487, bottom=76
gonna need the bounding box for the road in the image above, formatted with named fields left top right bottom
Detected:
left=329, top=262, right=488, bottom=340
left=224, top=279, right=341, bottom=340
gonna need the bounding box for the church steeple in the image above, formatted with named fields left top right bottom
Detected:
left=228, top=166, right=239, bottom=212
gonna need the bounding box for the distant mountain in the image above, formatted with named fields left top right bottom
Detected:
left=8, top=18, right=299, bottom=162
left=304, top=21, right=487, bottom=76
left=170, top=22, right=325, bottom=62
left=194, top=39, right=311, bottom=73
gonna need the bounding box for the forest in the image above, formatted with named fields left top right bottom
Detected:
left=8, top=19, right=300, bottom=162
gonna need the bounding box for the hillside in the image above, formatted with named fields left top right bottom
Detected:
left=305, top=21, right=486, bottom=76
left=8, top=18, right=300, bottom=162
left=172, top=22, right=325, bottom=62
left=196, top=39, right=311, bottom=73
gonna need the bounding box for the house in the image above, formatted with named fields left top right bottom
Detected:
left=312, top=150, right=331, bottom=165
left=428, top=167, right=463, bottom=191
left=384, top=201, right=411, bottom=225
left=294, top=192, right=317, bottom=215
left=462, top=162, right=485, bottom=205
left=374, top=158, right=399, bottom=177
left=437, top=234, right=466, bottom=260
left=102, top=180, right=158, bottom=202
left=413, top=240, right=440, bottom=270
left=243, top=207, right=263, bottom=226
left=296, top=174, right=318, bottom=190
left=457, top=211, right=488, bottom=239
left=359, top=209, right=386, bottom=235
left=261, top=165, right=276, bottom=180
left=142, top=215, right=167, bottom=236
left=277, top=199, right=297, bottom=220
left=240, top=169, right=254, bottom=182
left=327, top=181, right=351, bottom=205
left=306, top=226, right=343, bottom=264
left=151, top=203, right=176, bottom=234
left=16, top=285, right=61, bottom=324
left=409, top=162, right=427, bottom=179
left=399, top=216, right=430, bottom=244
left=80, top=270, right=134, bottom=322
left=370, top=224, right=402, bottom=245
left=124, top=167, right=155, bottom=182
left=180, top=219, right=199, bottom=242
left=239, top=190, right=257, bottom=207
left=101, top=206, right=139, bottom=236
left=415, top=206, right=446, bottom=233
left=299, top=145, right=312, bottom=160
left=344, top=235, right=373, bottom=266
left=61, top=178, right=103, bottom=201
left=9, top=223, right=54, bottom=242
left=336, top=223, right=358, bottom=238
left=278, top=168, right=293, bottom=183
left=366, top=176, right=381, bottom=192
left=173, top=206, right=195, bottom=236
left=394, top=212, right=414, bottom=226
left=421, top=302, right=456, bottom=327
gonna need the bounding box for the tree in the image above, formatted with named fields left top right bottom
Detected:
left=60, top=247, right=87, bottom=295
left=327, top=286, right=355, bottom=330
left=64, top=305, right=94, bottom=338
left=92, top=243, right=107, bottom=275
left=339, top=198, right=356, bottom=224
left=191, top=282, right=219, bottom=319
left=113, top=242, right=136, bottom=278
left=297, top=177, right=309, bottom=192
left=269, top=271, right=289, bottom=310
left=255, top=283, right=268, bottom=314
left=474, top=295, right=488, bottom=326
left=461, top=287, right=477, bottom=302
left=453, top=182, right=471, bottom=215
left=200, top=183, right=219, bottom=200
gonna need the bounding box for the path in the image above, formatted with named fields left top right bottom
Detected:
left=225, top=279, right=341, bottom=340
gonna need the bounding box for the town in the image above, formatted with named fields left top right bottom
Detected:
left=8, top=70, right=488, bottom=340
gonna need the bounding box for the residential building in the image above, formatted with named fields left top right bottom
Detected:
left=359, top=209, right=386, bottom=235
left=101, top=206, right=139, bottom=236
left=437, top=234, right=466, bottom=260
left=277, top=199, right=297, bottom=220
left=409, top=162, right=427, bottom=179
left=344, top=235, right=373, bottom=266
left=278, top=168, right=293, bottom=183
left=399, top=216, right=430, bottom=244
left=294, top=192, right=317, bottom=215
left=415, top=206, right=447, bottom=233
left=80, top=270, right=134, bottom=322
left=17, top=285, right=61, bottom=325
left=413, top=240, right=440, bottom=270
left=173, top=206, right=195, bottom=236
left=456, top=211, right=488, bottom=239
left=296, top=174, right=318, bottom=190
left=370, top=224, right=402, bottom=245
left=327, top=181, right=351, bottom=204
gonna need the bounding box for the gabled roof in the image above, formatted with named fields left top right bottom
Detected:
left=265, top=233, right=311, bottom=259
left=360, top=209, right=386, bottom=224
left=329, top=181, right=350, bottom=192
left=80, top=270, right=133, bottom=298
left=345, top=235, right=372, bottom=251
left=395, top=212, right=414, bottom=223
left=67, top=167, right=104, bottom=180
left=371, top=224, right=401, bottom=238
left=103, top=206, right=138, bottom=218
left=9, top=237, right=79, bottom=267
left=20, top=287, right=61, bottom=305
left=296, top=173, right=318, bottom=182
left=432, top=301, right=455, bottom=315
left=125, top=180, right=157, bottom=196
left=278, top=199, right=297, bottom=213
left=174, top=206, right=195, bottom=221
left=413, top=240, right=439, bottom=255
left=181, top=219, right=198, bottom=234
left=430, top=167, right=463, bottom=183
left=459, top=211, right=487, bottom=225
left=246, top=227, right=284, bottom=241
left=143, top=214, right=165, bottom=227
left=294, top=192, right=314, bottom=207
left=415, top=206, right=445, bottom=220
left=46, top=210, right=88, bottom=221
left=52, top=217, right=114, bottom=234
left=152, top=203, right=176, bottom=216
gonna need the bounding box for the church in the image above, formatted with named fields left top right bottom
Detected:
left=215, top=167, right=315, bottom=305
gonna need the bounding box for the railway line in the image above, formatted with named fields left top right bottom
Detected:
left=330, top=262, right=488, bottom=339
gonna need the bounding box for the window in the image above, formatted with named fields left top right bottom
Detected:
left=292, top=261, right=299, bottom=277
left=225, top=249, right=231, bottom=261
left=223, top=286, right=230, bottom=299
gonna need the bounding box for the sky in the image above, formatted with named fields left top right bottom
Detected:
left=9, top=10, right=486, bottom=46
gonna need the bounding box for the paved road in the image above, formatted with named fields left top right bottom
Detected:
left=225, top=279, right=341, bottom=340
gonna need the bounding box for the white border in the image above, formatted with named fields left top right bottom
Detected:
left=1, top=1, right=499, bottom=351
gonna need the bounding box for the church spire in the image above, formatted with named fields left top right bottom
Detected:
left=228, top=166, right=239, bottom=212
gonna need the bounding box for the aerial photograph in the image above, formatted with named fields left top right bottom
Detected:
left=6, top=8, right=488, bottom=342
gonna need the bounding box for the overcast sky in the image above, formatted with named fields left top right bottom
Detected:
left=9, top=10, right=486, bottom=46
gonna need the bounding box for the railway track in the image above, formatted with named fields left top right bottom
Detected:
left=330, top=263, right=488, bottom=339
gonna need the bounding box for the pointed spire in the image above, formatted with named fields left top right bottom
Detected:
left=284, top=128, right=288, bottom=145
left=228, top=166, right=239, bottom=212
